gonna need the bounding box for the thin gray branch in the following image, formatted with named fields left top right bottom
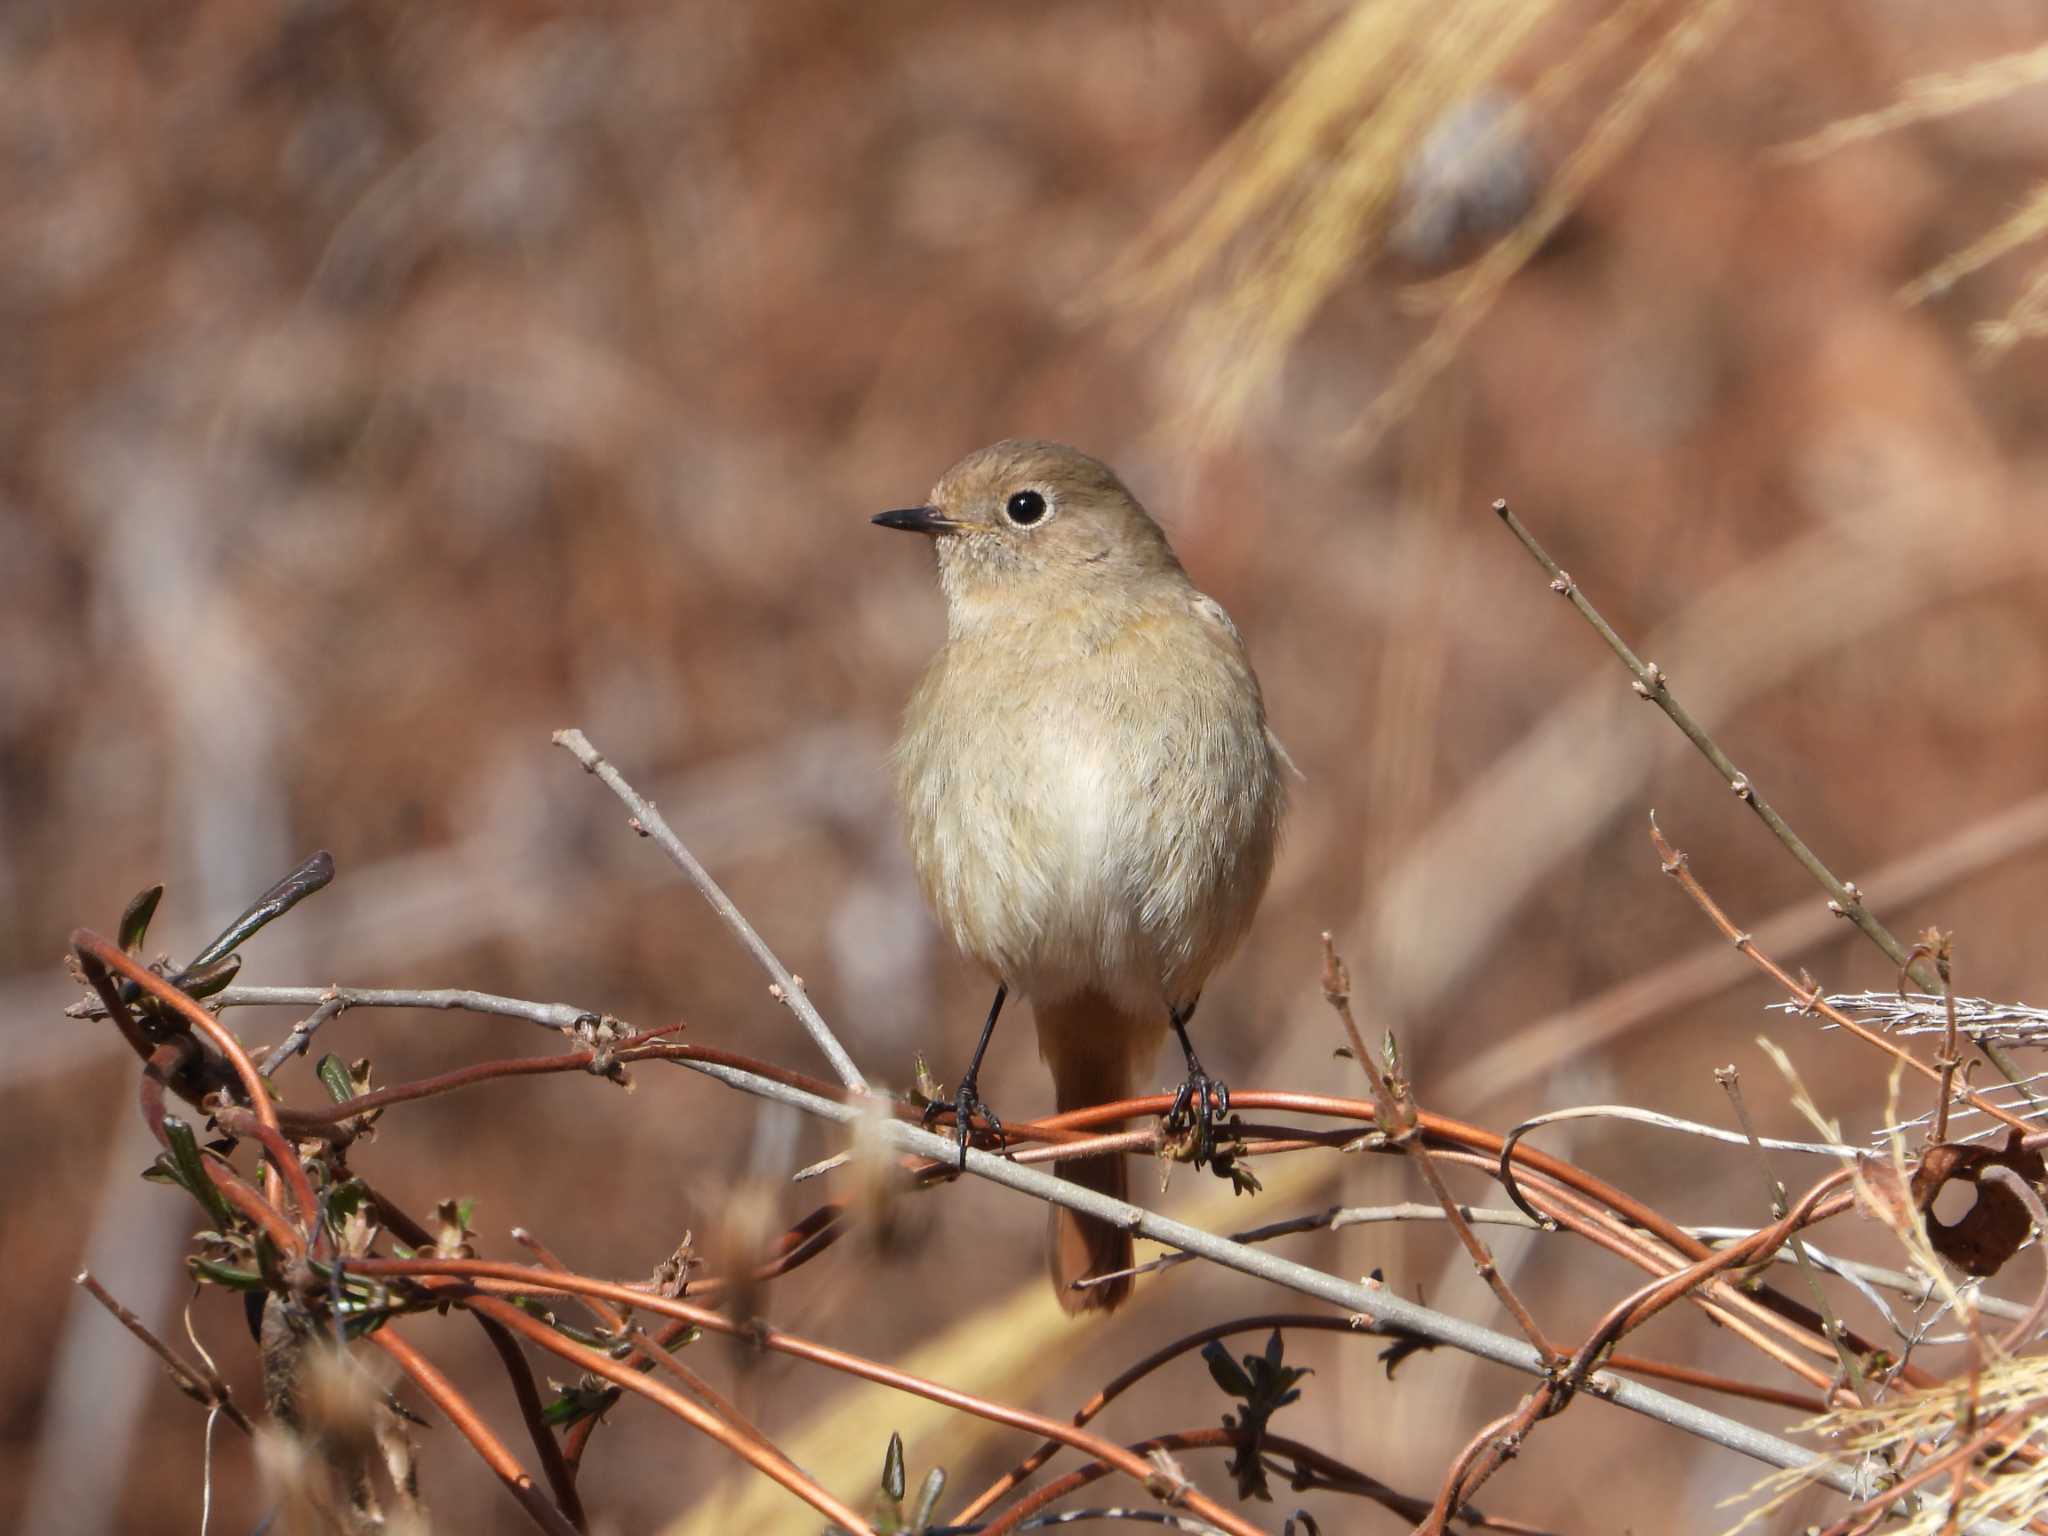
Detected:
left=555, top=728, right=869, bottom=1094
left=664, top=1054, right=1860, bottom=1498
left=1096, top=1200, right=2032, bottom=1329
left=215, top=984, right=604, bottom=1031
left=174, top=984, right=612, bottom=1074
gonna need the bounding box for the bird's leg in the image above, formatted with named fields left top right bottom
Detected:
left=1165, top=999, right=1229, bottom=1167
left=922, top=982, right=1008, bottom=1169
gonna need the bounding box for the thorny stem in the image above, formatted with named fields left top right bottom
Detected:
left=97, top=922, right=1907, bottom=1488
left=1321, top=933, right=1561, bottom=1362
left=260, top=994, right=346, bottom=1076
left=1493, top=498, right=2040, bottom=1105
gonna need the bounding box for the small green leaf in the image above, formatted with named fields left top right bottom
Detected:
left=541, top=1382, right=619, bottom=1428
left=316, top=1054, right=355, bottom=1104
left=325, top=1179, right=367, bottom=1225
left=341, top=1307, right=398, bottom=1340
left=909, top=1466, right=947, bottom=1528
left=253, top=1231, right=287, bottom=1293
left=190, top=1256, right=266, bottom=1290
left=161, top=1117, right=234, bottom=1226
left=186, top=850, right=336, bottom=973
left=881, top=1431, right=906, bottom=1501
left=1202, top=1339, right=1254, bottom=1399
left=119, top=885, right=165, bottom=955
left=176, top=953, right=242, bottom=1000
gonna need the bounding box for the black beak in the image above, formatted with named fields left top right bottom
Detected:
left=872, top=505, right=960, bottom=535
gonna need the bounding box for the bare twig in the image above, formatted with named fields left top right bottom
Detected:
left=1717, top=1066, right=1870, bottom=1404
left=470, top=1315, right=591, bottom=1532
left=352, top=1258, right=1264, bottom=1536
left=74, top=1273, right=253, bottom=1436
left=1443, top=789, right=2048, bottom=1111
left=1896, top=931, right=1964, bottom=1145
left=372, top=1326, right=582, bottom=1536
left=553, top=728, right=869, bottom=1093
left=1321, top=1204, right=2009, bottom=1323
left=464, top=1290, right=879, bottom=1534
left=203, top=984, right=608, bottom=1032
left=1647, top=820, right=2034, bottom=1135
left=286, top=1024, right=681, bottom=1127
left=1321, top=934, right=1559, bottom=1359
left=1493, top=498, right=2038, bottom=1101
left=260, top=994, right=346, bottom=1076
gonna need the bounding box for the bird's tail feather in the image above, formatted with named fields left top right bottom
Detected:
left=1041, top=991, right=1139, bottom=1315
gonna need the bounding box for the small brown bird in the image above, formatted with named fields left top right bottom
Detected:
left=875, top=440, right=1286, bottom=1312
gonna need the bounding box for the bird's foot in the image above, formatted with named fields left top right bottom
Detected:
left=921, top=1075, right=1006, bottom=1169
left=1166, top=1067, right=1230, bottom=1169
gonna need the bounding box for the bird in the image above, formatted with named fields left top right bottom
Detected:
left=874, top=439, right=1287, bottom=1313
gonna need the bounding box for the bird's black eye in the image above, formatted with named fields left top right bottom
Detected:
left=1005, top=489, right=1048, bottom=526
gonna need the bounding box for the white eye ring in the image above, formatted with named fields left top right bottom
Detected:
left=1004, top=489, right=1049, bottom=526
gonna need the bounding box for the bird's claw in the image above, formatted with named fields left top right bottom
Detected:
left=922, top=1077, right=1005, bottom=1169
left=1167, top=1070, right=1230, bottom=1168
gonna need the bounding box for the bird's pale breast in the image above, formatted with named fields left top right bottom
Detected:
left=894, top=589, right=1282, bottom=1018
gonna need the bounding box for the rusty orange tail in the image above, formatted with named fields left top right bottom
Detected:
left=1040, top=992, right=1142, bottom=1315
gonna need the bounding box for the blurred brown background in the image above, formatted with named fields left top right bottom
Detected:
left=7, top=2, right=2048, bottom=1532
